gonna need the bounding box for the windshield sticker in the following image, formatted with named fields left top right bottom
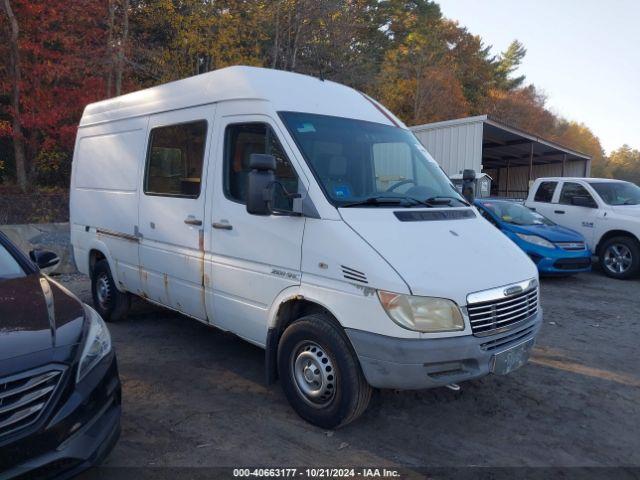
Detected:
left=297, top=123, right=316, bottom=133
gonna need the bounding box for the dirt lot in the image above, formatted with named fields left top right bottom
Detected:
left=58, top=270, right=639, bottom=471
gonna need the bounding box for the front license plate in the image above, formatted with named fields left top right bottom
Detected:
left=490, top=338, right=534, bottom=375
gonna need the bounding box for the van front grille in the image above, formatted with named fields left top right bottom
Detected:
left=0, top=368, right=63, bottom=439
left=467, top=286, right=538, bottom=336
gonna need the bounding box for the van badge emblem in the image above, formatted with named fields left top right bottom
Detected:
left=504, top=286, right=523, bottom=296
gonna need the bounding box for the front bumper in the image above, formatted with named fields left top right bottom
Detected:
left=526, top=249, right=592, bottom=274
left=346, top=311, right=542, bottom=390
left=0, top=352, right=121, bottom=479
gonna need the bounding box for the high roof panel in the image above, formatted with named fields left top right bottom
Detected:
left=80, top=66, right=400, bottom=128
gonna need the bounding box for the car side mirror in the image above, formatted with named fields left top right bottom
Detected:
left=29, top=249, right=60, bottom=270
left=571, top=195, right=596, bottom=208
left=246, top=154, right=276, bottom=216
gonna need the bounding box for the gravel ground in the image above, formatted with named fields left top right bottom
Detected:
left=56, top=270, right=640, bottom=471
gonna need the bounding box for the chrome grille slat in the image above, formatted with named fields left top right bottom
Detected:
left=468, top=291, right=537, bottom=312
left=0, top=368, right=62, bottom=439
left=467, top=285, right=539, bottom=336
left=473, top=308, right=538, bottom=330
left=0, top=371, right=59, bottom=400
left=0, top=385, right=56, bottom=415
left=555, top=241, right=586, bottom=251
left=0, top=403, right=46, bottom=430
left=470, top=301, right=537, bottom=323
left=469, top=297, right=538, bottom=318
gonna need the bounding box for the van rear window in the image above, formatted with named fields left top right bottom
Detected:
left=144, top=121, right=207, bottom=198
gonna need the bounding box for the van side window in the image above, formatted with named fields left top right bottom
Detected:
left=224, top=123, right=298, bottom=211
left=559, top=182, right=596, bottom=206
left=533, top=181, right=557, bottom=202
left=144, top=120, right=207, bottom=198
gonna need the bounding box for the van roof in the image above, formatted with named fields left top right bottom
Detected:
left=80, top=66, right=402, bottom=128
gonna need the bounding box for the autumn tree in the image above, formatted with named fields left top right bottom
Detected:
left=0, top=0, right=109, bottom=187
left=606, top=145, right=640, bottom=183
left=0, top=0, right=27, bottom=191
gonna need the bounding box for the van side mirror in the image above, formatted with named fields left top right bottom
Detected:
left=29, top=249, right=60, bottom=270
left=461, top=169, right=476, bottom=203
left=246, top=154, right=276, bottom=216
left=571, top=195, right=597, bottom=208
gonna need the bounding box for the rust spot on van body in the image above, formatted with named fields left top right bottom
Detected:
left=198, top=229, right=208, bottom=321
left=352, top=283, right=376, bottom=297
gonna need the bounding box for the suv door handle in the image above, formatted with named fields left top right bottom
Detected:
left=184, top=218, right=203, bottom=226
left=554, top=210, right=565, bottom=214
left=212, top=222, right=233, bottom=230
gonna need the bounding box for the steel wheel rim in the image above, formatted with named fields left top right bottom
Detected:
left=96, top=273, right=112, bottom=309
left=290, top=341, right=336, bottom=408
left=604, top=244, right=633, bottom=274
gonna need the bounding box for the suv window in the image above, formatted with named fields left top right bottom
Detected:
left=144, top=120, right=207, bottom=198
left=533, top=181, right=557, bottom=202
left=559, top=182, right=596, bottom=206
left=224, top=123, right=298, bottom=211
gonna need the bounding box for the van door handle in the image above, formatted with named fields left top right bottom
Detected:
left=212, top=222, right=233, bottom=230
left=184, top=218, right=203, bottom=226
left=554, top=210, right=565, bottom=214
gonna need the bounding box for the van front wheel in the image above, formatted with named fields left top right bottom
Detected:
left=277, top=314, right=372, bottom=429
left=91, top=260, right=131, bottom=322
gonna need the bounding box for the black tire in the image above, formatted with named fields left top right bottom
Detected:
left=91, top=259, right=131, bottom=322
left=599, top=236, right=640, bottom=279
left=277, top=314, right=372, bottom=429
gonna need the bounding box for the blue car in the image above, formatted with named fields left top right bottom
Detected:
left=475, top=199, right=592, bottom=275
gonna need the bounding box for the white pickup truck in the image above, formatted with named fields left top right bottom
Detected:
left=525, top=177, right=640, bottom=279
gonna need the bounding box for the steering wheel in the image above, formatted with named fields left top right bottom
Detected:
left=386, top=179, right=416, bottom=192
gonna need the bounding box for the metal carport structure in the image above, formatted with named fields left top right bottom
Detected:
left=411, top=115, right=592, bottom=198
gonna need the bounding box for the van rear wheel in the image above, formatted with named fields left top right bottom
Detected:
left=91, top=259, right=130, bottom=322
left=277, top=314, right=372, bottom=429
left=599, top=236, right=640, bottom=279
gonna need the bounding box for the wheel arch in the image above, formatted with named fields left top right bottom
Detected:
left=595, top=230, right=640, bottom=256
left=265, top=288, right=349, bottom=385
left=85, top=238, right=122, bottom=288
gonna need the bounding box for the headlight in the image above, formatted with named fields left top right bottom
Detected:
left=515, top=233, right=555, bottom=249
left=77, top=304, right=112, bottom=383
left=377, top=291, right=464, bottom=332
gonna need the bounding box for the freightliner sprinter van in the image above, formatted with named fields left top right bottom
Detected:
left=71, top=66, right=542, bottom=428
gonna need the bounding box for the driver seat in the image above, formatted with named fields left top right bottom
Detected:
left=325, top=156, right=353, bottom=200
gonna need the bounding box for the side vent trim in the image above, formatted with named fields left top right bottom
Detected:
left=341, top=265, right=368, bottom=284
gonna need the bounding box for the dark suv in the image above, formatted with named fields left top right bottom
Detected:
left=0, top=232, right=121, bottom=478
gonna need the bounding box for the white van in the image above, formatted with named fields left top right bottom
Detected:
left=71, top=66, right=541, bottom=428
left=525, top=177, right=640, bottom=279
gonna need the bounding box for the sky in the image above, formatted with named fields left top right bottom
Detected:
left=436, top=0, right=640, bottom=153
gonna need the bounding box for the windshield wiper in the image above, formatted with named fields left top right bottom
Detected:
left=341, top=195, right=431, bottom=208
left=424, top=196, right=470, bottom=207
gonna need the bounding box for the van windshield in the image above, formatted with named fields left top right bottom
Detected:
left=279, top=112, right=466, bottom=208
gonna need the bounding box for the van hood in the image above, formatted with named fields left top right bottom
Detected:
left=339, top=207, right=537, bottom=306
left=0, top=274, right=85, bottom=361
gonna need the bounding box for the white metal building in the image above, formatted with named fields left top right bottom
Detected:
left=411, top=115, right=592, bottom=198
